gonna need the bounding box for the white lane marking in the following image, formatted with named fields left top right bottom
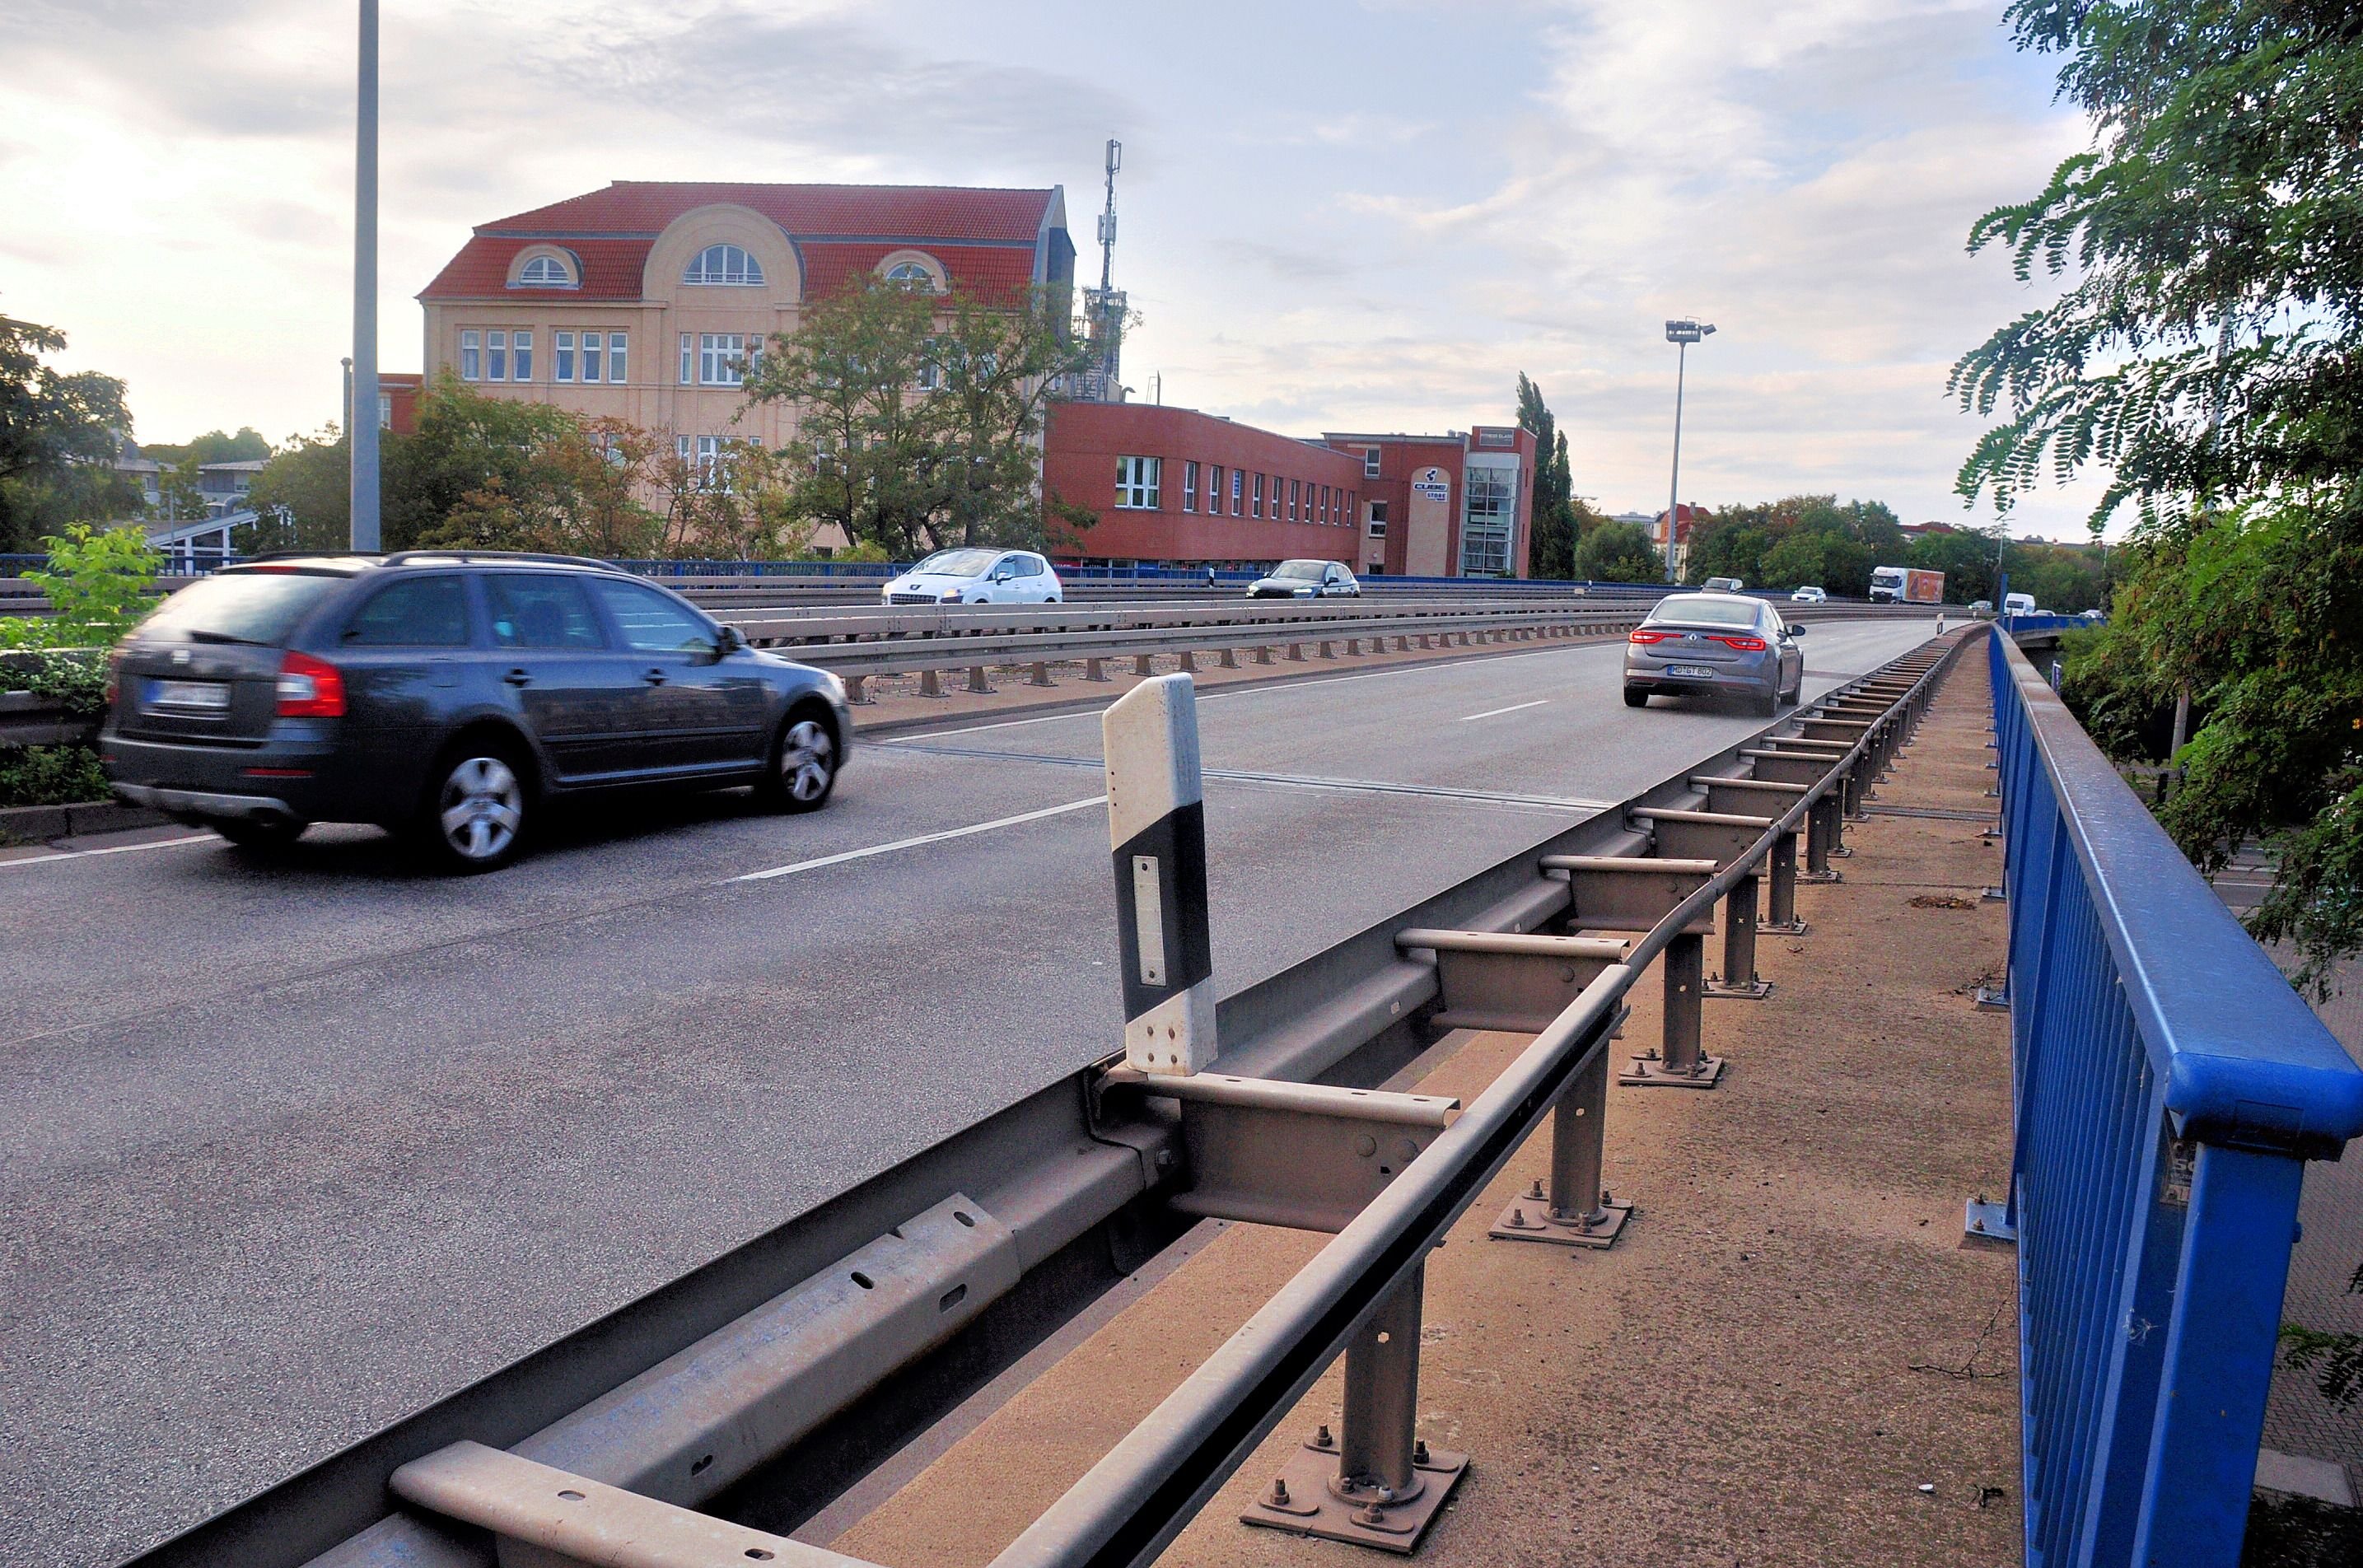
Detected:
left=731, top=795, right=1106, bottom=883
left=1457, top=698, right=1549, bottom=722
left=0, top=833, right=214, bottom=869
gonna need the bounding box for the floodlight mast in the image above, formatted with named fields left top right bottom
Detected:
left=1662, top=318, right=1715, bottom=582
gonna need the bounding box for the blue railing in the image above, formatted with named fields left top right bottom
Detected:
left=1987, top=629, right=2363, bottom=1567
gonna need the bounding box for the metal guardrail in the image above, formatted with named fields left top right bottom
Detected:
left=1984, top=631, right=2363, bottom=1568
left=118, top=627, right=1964, bottom=1568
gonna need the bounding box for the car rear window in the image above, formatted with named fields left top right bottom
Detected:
left=1646, top=597, right=1760, bottom=628
left=341, top=576, right=473, bottom=647
left=138, top=572, right=347, bottom=646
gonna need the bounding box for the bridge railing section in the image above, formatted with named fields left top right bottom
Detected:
left=1986, top=630, right=2363, bottom=1568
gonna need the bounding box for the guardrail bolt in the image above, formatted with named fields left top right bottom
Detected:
left=1414, top=1439, right=1431, bottom=1466
left=1270, top=1477, right=1291, bottom=1507
left=1315, top=1424, right=1334, bottom=1449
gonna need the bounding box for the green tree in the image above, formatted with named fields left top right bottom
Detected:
left=0, top=521, right=161, bottom=649
left=1517, top=375, right=1581, bottom=580
left=0, top=314, right=140, bottom=553
left=141, top=427, right=269, bottom=469
left=1574, top=519, right=1662, bottom=582
left=1953, top=1, right=2363, bottom=991
left=241, top=427, right=350, bottom=553
left=740, top=276, right=1100, bottom=558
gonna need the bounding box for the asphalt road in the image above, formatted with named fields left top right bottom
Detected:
left=0, top=618, right=1935, bottom=1568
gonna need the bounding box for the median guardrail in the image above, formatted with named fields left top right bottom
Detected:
left=1984, top=631, right=2363, bottom=1567
left=121, top=623, right=1964, bottom=1568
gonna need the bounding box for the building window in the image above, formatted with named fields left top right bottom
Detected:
left=1114, top=455, right=1162, bottom=510
left=883, top=259, right=938, bottom=291
left=699, top=333, right=746, bottom=386
left=1459, top=467, right=1517, bottom=577
left=460, top=329, right=480, bottom=381
left=579, top=331, right=601, bottom=383
left=679, top=334, right=693, bottom=385
left=1183, top=460, right=1199, bottom=512
left=1290, top=478, right=1301, bottom=521
left=1250, top=473, right=1264, bottom=518
left=376, top=394, right=391, bottom=429
left=486, top=329, right=507, bottom=381
left=1477, top=428, right=1516, bottom=448
left=553, top=331, right=575, bottom=382
left=1362, top=446, right=1382, bottom=478
left=514, top=331, right=535, bottom=380
left=1321, top=484, right=1333, bottom=523
left=516, top=254, right=575, bottom=288
left=684, top=243, right=764, bottom=286
left=1231, top=469, right=1244, bottom=515
left=1367, top=502, right=1389, bottom=539
left=609, top=332, right=628, bottom=384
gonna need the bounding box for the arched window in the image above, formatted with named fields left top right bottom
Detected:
left=684, top=244, right=764, bottom=287
left=883, top=259, right=939, bottom=292
left=516, top=254, right=575, bottom=288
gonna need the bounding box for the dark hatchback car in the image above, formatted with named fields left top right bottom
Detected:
left=103, top=552, right=851, bottom=870
left=1246, top=559, right=1361, bottom=598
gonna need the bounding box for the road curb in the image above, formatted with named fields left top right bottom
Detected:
left=0, top=798, right=166, bottom=843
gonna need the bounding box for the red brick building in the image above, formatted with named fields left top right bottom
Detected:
left=1044, top=403, right=1366, bottom=568
left=1320, top=427, right=1537, bottom=579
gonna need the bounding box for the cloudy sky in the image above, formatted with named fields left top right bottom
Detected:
left=0, top=0, right=2109, bottom=535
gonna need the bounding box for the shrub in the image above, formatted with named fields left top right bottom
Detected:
left=0, top=744, right=107, bottom=809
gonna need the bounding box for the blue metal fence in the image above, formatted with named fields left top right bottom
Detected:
left=1987, top=628, right=2363, bottom=1566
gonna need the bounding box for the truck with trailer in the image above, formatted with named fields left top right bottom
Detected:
left=1867, top=565, right=1944, bottom=604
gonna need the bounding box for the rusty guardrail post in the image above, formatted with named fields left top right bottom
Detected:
left=1492, top=1036, right=1629, bottom=1248
left=1623, top=927, right=1714, bottom=1085
left=1707, top=867, right=1768, bottom=1000
left=1763, top=828, right=1806, bottom=934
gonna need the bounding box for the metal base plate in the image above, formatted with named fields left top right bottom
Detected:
left=1240, top=1440, right=1470, bottom=1553
left=1758, top=918, right=1810, bottom=936
left=1705, top=976, right=1773, bottom=1001
left=1796, top=869, right=1843, bottom=884
left=1973, top=984, right=2010, bottom=1014
left=1488, top=1196, right=1632, bottom=1248
left=1964, top=1198, right=2018, bottom=1244
left=1618, top=1052, right=1727, bottom=1089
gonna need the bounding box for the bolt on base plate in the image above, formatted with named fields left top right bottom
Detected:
left=1618, top=1050, right=1727, bottom=1089
left=1973, top=984, right=2010, bottom=1013
left=1240, top=1433, right=1470, bottom=1553
left=1705, top=975, right=1774, bottom=1001
left=1488, top=1188, right=1633, bottom=1249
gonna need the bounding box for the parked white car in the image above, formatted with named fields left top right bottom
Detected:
left=882, top=548, right=1064, bottom=605
left=1788, top=585, right=1828, bottom=604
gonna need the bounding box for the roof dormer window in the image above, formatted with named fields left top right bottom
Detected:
left=516, top=254, right=576, bottom=288
left=684, top=244, right=764, bottom=287
left=883, top=259, right=941, bottom=292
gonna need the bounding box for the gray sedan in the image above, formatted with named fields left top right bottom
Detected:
left=1623, top=593, right=1805, bottom=716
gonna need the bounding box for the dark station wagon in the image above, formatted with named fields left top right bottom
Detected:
left=102, top=552, right=851, bottom=870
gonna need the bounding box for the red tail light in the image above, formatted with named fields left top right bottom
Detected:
left=1716, top=635, right=1768, bottom=651
left=275, top=651, right=346, bottom=717
left=1628, top=628, right=1676, bottom=644
left=105, top=649, right=123, bottom=707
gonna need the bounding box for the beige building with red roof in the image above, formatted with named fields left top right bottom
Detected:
left=416, top=181, right=1073, bottom=467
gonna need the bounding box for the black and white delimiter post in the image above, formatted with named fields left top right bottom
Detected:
left=1104, top=674, right=1217, bottom=1075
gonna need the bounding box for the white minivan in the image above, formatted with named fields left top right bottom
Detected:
left=2002, top=591, right=2037, bottom=617
left=882, top=548, right=1065, bottom=605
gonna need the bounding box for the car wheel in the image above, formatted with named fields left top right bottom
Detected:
left=1623, top=686, right=1649, bottom=708
left=213, top=816, right=307, bottom=850
left=423, top=745, right=529, bottom=872
left=757, top=707, right=838, bottom=814
left=1754, top=686, right=1780, bottom=719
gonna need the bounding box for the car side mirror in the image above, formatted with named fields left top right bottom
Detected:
left=1786, top=623, right=1805, bottom=637
left=717, top=624, right=746, bottom=654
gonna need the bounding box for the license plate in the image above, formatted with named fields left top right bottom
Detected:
left=147, top=678, right=231, bottom=712
left=1662, top=665, right=1715, bottom=679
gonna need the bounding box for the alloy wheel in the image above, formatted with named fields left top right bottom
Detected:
left=780, top=720, right=835, bottom=804
left=439, top=755, right=522, bottom=862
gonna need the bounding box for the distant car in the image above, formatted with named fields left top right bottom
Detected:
left=2002, top=592, right=2037, bottom=617
left=882, top=548, right=1063, bottom=605
left=1702, top=576, right=1746, bottom=594
left=1788, top=585, right=1828, bottom=604
left=1623, top=592, right=1804, bottom=717
left=1969, top=599, right=1994, bottom=618
left=2080, top=607, right=2106, bottom=620
left=103, top=553, right=850, bottom=871
left=1247, top=560, right=1361, bottom=598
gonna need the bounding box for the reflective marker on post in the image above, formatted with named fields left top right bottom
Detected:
left=1104, top=674, right=1217, bottom=1075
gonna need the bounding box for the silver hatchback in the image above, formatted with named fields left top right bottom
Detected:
left=1623, top=593, right=1805, bottom=716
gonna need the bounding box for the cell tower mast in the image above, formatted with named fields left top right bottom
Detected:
left=1081, top=138, right=1126, bottom=402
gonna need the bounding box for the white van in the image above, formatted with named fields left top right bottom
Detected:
left=2002, top=591, right=2037, bottom=617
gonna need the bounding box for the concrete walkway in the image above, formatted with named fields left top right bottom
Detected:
left=818, top=655, right=2023, bottom=1567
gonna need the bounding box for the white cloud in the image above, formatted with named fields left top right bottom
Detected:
left=0, top=0, right=2118, bottom=535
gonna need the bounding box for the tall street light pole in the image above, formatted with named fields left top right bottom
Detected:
left=351, top=0, right=381, bottom=552
left=1662, top=318, right=1714, bottom=583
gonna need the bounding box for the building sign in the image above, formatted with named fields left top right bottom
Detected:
left=1411, top=467, right=1450, bottom=504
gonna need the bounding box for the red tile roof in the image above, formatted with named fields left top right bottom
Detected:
left=421, top=182, right=1057, bottom=303
left=483, top=182, right=1053, bottom=242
